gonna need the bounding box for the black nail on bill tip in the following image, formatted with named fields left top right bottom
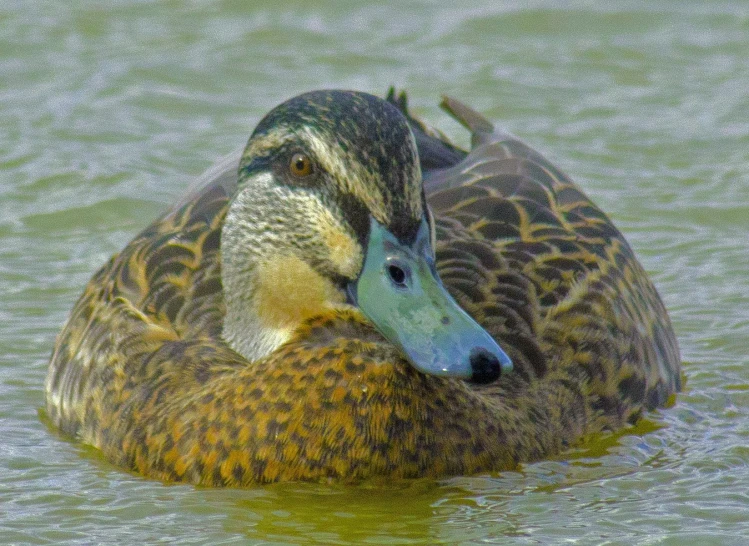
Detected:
left=468, top=348, right=502, bottom=384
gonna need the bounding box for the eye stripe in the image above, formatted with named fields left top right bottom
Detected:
left=298, top=126, right=390, bottom=224
left=239, top=117, right=423, bottom=243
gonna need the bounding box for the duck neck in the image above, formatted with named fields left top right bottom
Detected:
left=221, top=253, right=345, bottom=363
left=219, top=180, right=347, bottom=362
left=219, top=240, right=290, bottom=363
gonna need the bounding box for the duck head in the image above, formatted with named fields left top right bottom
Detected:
left=221, top=90, right=511, bottom=384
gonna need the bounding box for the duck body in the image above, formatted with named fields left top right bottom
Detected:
left=45, top=90, right=681, bottom=485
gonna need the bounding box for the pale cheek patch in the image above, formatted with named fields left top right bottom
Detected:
left=253, top=254, right=344, bottom=331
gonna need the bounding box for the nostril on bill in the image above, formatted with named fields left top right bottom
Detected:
left=468, top=348, right=502, bottom=384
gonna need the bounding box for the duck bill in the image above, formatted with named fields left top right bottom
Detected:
left=348, top=217, right=512, bottom=383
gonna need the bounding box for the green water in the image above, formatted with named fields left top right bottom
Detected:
left=2, top=1, right=748, bottom=544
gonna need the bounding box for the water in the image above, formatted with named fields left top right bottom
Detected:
left=2, top=1, right=748, bottom=544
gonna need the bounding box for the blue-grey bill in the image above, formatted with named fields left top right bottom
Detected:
left=351, top=216, right=512, bottom=380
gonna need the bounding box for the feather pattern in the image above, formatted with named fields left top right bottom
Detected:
left=45, top=91, right=680, bottom=485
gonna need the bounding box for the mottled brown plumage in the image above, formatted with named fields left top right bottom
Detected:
left=45, top=90, right=680, bottom=485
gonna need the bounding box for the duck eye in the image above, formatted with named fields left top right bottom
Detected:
left=387, top=264, right=408, bottom=287
left=289, top=153, right=313, bottom=177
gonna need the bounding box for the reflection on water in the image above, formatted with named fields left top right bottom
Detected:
left=2, top=0, right=748, bottom=544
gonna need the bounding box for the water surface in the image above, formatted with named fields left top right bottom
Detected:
left=2, top=1, right=748, bottom=544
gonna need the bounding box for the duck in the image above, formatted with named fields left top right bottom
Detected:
left=45, top=89, right=681, bottom=485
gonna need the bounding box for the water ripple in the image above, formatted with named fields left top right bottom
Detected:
left=1, top=0, right=748, bottom=544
